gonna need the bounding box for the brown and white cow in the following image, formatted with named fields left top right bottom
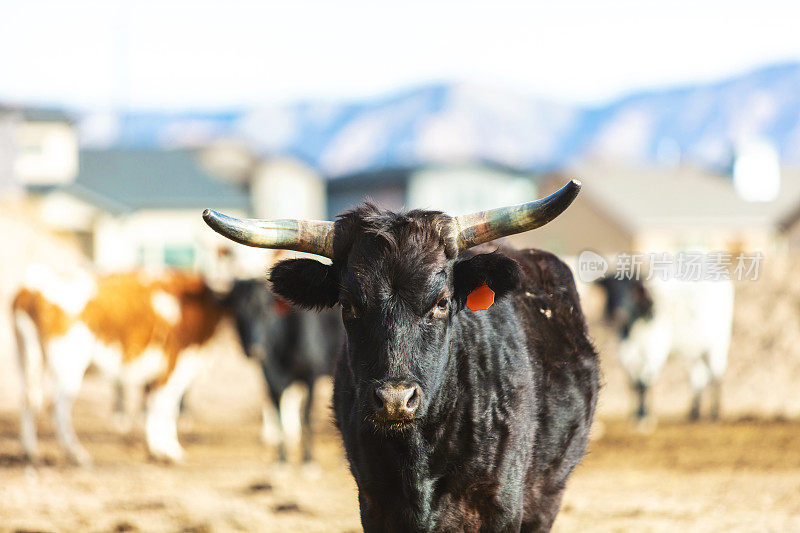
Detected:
left=12, top=264, right=225, bottom=464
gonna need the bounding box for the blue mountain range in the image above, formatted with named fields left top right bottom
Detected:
left=78, top=62, right=800, bottom=177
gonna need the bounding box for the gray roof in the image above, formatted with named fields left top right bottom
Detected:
left=0, top=105, right=74, bottom=123
left=65, top=149, right=251, bottom=214
left=20, top=107, right=75, bottom=123
left=573, top=162, right=800, bottom=232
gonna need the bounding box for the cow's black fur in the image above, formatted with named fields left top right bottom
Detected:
left=269, top=204, right=599, bottom=532
left=226, top=279, right=343, bottom=461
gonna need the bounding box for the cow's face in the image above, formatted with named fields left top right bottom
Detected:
left=269, top=205, right=520, bottom=434
left=596, top=276, right=653, bottom=338
left=226, top=280, right=273, bottom=360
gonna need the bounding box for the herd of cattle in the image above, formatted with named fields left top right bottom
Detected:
left=9, top=180, right=736, bottom=531
left=11, top=266, right=342, bottom=465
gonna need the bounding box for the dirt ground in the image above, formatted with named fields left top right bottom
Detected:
left=1, top=364, right=799, bottom=533
left=1, top=290, right=799, bottom=533
left=1, top=208, right=799, bottom=532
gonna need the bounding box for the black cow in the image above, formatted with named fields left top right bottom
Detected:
left=226, top=279, right=343, bottom=462
left=204, top=181, right=599, bottom=531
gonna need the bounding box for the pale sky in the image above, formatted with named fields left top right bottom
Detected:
left=0, top=0, right=799, bottom=110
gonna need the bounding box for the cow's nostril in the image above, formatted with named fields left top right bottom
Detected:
left=406, top=386, right=420, bottom=412
left=373, top=387, right=385, bottom=410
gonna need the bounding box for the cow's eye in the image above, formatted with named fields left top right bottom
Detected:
left=431, top=297, right=449, bottom=318
left=340, top=298, right=357, bottom=317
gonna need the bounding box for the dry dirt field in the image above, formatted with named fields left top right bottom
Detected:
left=0, top=368, right=798, bottom=533
left=2, top=207, right=800, bottom=532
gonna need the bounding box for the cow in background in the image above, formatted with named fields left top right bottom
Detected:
left=226, top=278, right=343, bottom=462
left=597, top=275, right=734, bottom=422
left=12, top=265, right=226, bottom=464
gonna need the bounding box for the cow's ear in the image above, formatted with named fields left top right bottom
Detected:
left=268, top=258, right=338, bottom=310
left=453, top=252, right=521, bottom=310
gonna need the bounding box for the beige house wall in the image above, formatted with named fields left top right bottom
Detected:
left=507, top=182, right=633, bottom=256
left=14, top=121, right=78, bottom=186
left=251, top=158, right=325, bottom=220
left=0, top=113, right=17, bottom=194
left=632, top=227, right=776, bottom=256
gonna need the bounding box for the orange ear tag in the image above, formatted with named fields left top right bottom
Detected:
left=466, top=282, right=495, bottom=311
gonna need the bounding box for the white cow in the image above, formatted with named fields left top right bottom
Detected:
left=597, top=276, right=734, bottom=421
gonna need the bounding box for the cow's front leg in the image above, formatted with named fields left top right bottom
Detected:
left=145, top=353, right=202, bottom=462
left=145, top=388, right=183, bottom=462
left=358, top=492, right=383, bottom=533
left=260, top=397, right=282, bottom=448
left=709, top=379, right=722, bottom=421
left=263, top=369, right=300, bottom=462
left=688, top=359, right=711, bottom=422
left=300, top=379, right=315, bottom=463
left=521, top=488, right=565, bottom=533
left=634, top=380, right=648, bottom=421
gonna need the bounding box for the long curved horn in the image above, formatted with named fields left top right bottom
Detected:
left=453, top=179, right=581, bottom=250
left=202, top=209, right=335, bottom=258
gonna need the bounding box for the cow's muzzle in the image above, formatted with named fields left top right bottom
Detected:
left=371, top=382, right=422, bottom=423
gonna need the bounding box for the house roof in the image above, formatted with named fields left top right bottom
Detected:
left=20, top=107, right=75, bottom=123
left=64, top=149, right=251, bottom=214
left=330, top=161, right=534, bottom=183
left=571, top=162, right=800, bottom=233
left=0, top=105, right=75, bottom=123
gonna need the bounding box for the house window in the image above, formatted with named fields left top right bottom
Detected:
left=137, top=246, right=158, bottom=267
left=19, top=141, right=45, bottom=157
left=163, top=246, right=196, bottom=269
left=408, top=168, right=536, bottom=215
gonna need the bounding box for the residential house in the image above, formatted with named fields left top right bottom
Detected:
left=12, top=108, right=79, bottom=187
left=0, top=106, right=78, bottom=194
left=508, top=162, right=800, bottom=257
left=35, top=148, right=254, bottom=274
left=327, top=163, right=537, bottom=219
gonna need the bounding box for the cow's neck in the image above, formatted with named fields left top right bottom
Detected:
left=365, top=332, right=483, bottom=523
